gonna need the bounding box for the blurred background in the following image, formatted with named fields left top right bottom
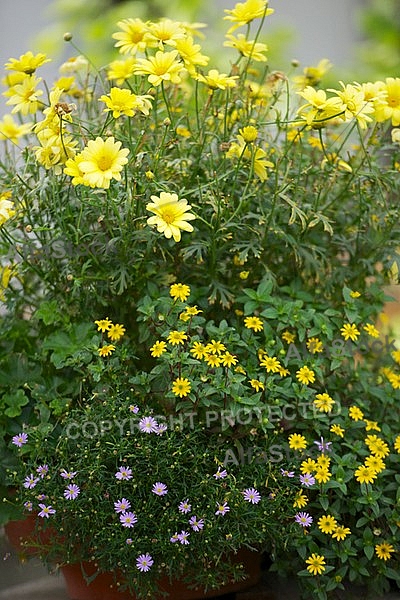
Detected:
left=0, top=0, right=399, bottom=103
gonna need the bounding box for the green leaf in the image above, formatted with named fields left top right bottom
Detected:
left=3, top=389, right=29, bottom=417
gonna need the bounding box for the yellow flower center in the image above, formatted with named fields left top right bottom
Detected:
left=97, top=154, right=113, bottom=171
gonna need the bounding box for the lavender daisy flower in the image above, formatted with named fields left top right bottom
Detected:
left=114, top=498, right=131, bottom=513
left=242, top=488, right=261, bottom=504
left=139, top=416, right=159, bottom=434
left=64, top=484, right=80, bottom=500
left=115, top=466, right=133, bottom=481
left=170, top=533, right=179, bottom=543
left=36, top=465, right=49, bottom=478
left=189, top=516, right=204, bottom=532
left=280, top=469, right=295, bottom=478
left=120, top=512, right=138, bottom=528
left=215, top=502, right=230, bottom=516
left=300, top=473, right=316, bottom=487
left=314, top=437, right=332, bottom=453
left=126, top=538, right=133, bottom=545
left=60, top=469, right=77, bottom=479
left=152, top=482, right=168, bottom=496
left=12, top=433, right=28, bottom=448
left=178, top=530, right=190, bottom=545
left=129, top=405, right=139, bottom=414
left=155, top=423, right=168, bottom=435
left=213, top=468, right=227, bottom=479
left=136, top=553, right=154, bottom=572
left=23, top=474, right=39, bottom=489
left=178, top=499, right=191, bottom=514
left=38, top=504, right=56, bottom=518
left=295, top=512, right=313, bottom=527
left=37, top=494, right=47, bottom=501
left=24, top=501, right=33, bottom=512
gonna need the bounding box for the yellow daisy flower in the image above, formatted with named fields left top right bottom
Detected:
left=244, top=315, right=263, bottom=332
left=375, top=542, right=395, bottom=561
left=305, top=553, right=326, bottom=576
left=107, top=323, right=126, bottom=342
left=314, top=393, right=335, bottom=413
left=296, top=366, right=315, bottom=385
left=150, top=341, right=167, bottom=357
left=340, top=323, right=360, bottom=341
left=167, top=330, right=188, bottom=345
left=288, top=433, right=307, bottom=451
left=78, top=137, right=129, bottom=189
left=332, top=525, right=351, bottom=541
left=171, top=377, right=191, bottom=398
left=170, top=283, right=191, bottom=302
left=98, top=344, right=116, bottom=357
left=318, top=514, right=337, bottom=534
left=146, top=192, right=196, bottom=243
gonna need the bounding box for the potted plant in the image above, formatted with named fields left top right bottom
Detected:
left=1, top=0, right=400, bottom=597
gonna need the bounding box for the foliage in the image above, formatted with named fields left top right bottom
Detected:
left=1, top=0, right=400, bottom=596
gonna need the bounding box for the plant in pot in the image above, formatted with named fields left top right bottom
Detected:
left=1, top=0, right=400, bottom=596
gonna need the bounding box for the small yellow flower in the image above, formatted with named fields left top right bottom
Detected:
left=364, top=455, right=385, bottom=473
left=249, top=379, right=264, bottom=392
left=107, top=323, right=126, bottom=341
left=375, top=542, right=395, bottom=561
left=167, top=330, right=188, bottom=345
left=314, top=393, right=335, bottom=413
left=5, top=51, right=50, bottom=74
left=204, top=353, right=222, bottom=368
left=314, top=467, right=332, bottom=484
left=354, top=464, right=377, bottom=484
left=365, top=435, right=389, bottom=458
left=112, top=18, right=151, bottom=55
left=169, top=282, right=191, bottom=302
left=340, top=323, right=360, bottom=341
left=305, top=553, right=326, bottom=576
left=288, top=433, right=307, bottom=451
left=244, top=316, right=263, bottom=332
left=95, top=318, right=112, bottom=332
left=364, top=419, right=381, bottom=432
left=150, top=340, right=167, bottom=357
left=260, top=355, right=281, bottom=373
left=75, top=136, right=129, bottom=189
left=394, top=435, right=400, bottom=453
left=293, top=491, right=308, bottom=508
left=190, top=341, right=208, bottom=359
left=107, top=57, right=137, bottom=84
left=224, top=34, right=268, bottom=62
left=220, top=352, right=238, bottom=367
left=363, top=323, right=379, bottom=338
left=99, top=87, right=152, bottom=118
left=197, top=68, right=238, bottom=91
left=392, top=350, right=400, bottom=365
left=98, top=344, right=116, bottom=357
left=281, top=331, right=295, bottom=343
left=296, top=366, right=315, bottom=385
left=224, top=0, right=274, bottom=34
left=306, top=337, right=323, bottom=354
left=300, top=458, right=317, bottom=474
left=349, top=406, right=364, bottom=421
left=330, top=424, right=345, bottom=438
left=316, top=454, right=331, bottom=469
left=171, top=377, right=191, bottom=397
left=180, top=305, right=202, bottom=321
left=238, top=125, right=259, bottom=142
left=146, top=192, right=196, bottom=243
left=134, top=50, right=185, bottom=87
left=206, top=340, right=226, bottom=354
left=0, top=193, right=15, bottom=226
left=239, top=270, right=249, bottom=279
left=318, top=515, right=337, bottom=534
left=332, top=525, right=351, bottom=541
left=350, top=290, right=361, bottom=298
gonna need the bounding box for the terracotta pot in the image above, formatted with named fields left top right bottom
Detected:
left=5, top=517, right=261, bottom=599
left=62, top=549, right=261, bottom=600
left=4, top=514, right=59, bottom=556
